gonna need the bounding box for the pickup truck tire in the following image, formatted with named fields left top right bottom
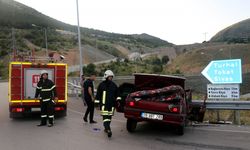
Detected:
left=175, top=125, right=184, bottom=135
left=127, top=119, right=137, bottom=133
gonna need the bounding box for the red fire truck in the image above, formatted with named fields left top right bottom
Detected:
left=9, top=61, right=67, bottom=118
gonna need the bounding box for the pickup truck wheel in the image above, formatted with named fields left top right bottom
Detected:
left=175, top=125, right=184, bottom=136
left=127, top=119, right=137, bottom=133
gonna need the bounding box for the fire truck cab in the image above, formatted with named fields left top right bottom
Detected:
left=9, top=62, right=67, bottom=118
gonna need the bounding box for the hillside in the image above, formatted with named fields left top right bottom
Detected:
left=210, top=18, right=250, bottom=43
left=0, top=0, right=173, bottom=62
left=167, top=43, right=250, bottom=74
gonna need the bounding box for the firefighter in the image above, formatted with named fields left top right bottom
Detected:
left=96, top=70, right=121, bottom=137
left=35, top=70, right=58, bottom=127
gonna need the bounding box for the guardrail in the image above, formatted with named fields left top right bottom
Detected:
left=67, top=82, right=81, bottom=97
left=192, top=100, right=250, bottom=110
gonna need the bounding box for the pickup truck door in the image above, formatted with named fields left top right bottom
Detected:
left=186, top=89, right=206, bottom=122
left=116, top=83, right=135, bottom=112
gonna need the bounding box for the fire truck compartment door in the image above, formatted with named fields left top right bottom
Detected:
left=24, top=68, right=54, bottom=99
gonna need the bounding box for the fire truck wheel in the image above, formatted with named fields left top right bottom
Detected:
left=175, top=125, right=184, bottom=136
left=127, top=119, right=137, bottom=133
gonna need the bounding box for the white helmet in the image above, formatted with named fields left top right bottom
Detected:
left=104, top=70, right=114, bottom=79
left=40, top=70, right=48, bottom=75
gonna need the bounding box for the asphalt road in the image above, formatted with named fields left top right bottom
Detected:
left=1, top=82, right=250, bottom=150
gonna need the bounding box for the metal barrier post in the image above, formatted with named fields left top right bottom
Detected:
left=234, top=110, right=241, bottom=125
left=216, top=99, right=220, bottom=122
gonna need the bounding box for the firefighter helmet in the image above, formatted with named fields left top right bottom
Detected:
left=104, top=70, right=114, bottom=79
left=40, top=70, right=48, bottom=75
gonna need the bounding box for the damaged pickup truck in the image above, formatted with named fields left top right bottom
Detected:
left=117, top=73, right=206, bottom=135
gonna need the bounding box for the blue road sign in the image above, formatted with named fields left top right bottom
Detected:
left=202, top=59, right=242, bottom=84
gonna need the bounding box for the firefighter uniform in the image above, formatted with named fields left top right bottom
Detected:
left=96, top=79, right=121, bottom=136
left=35, top=77, right=57, bottom=126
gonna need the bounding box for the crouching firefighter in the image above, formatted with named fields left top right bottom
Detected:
left=35, top=70, right=58, bottom=127
left=96, top=70, right=121, bottom=138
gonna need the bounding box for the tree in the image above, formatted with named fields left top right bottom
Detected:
left=152, top=57, right=161, bottom=65
left=124, top=58, right=129, bottom=63
left=82, top=63, right=96, bottom=76
left=152, top=65, right=163, bottom=73
left=161, top=55, right=170, bottom=64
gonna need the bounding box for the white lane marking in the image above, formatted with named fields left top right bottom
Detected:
left=189, top=127, right=250, bottom=134
left=68, top=108, right=126, bottom=123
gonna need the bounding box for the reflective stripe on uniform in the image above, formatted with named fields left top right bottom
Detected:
left=48, top=115, right=54, bottom=118
left=101, top=110, right=108, bottom=115
left=36, top=86, right=42, bottom=89
left=101, top=113, right=109, bottom=116
left=42, top=98, right=50, bottom=102
left=41, top=85, right=56, bottom=91
left=41, top=115, right=47, bottom=118
left=94, top=100, right=100, bottom=103
left=107, top=107, right=115, bottom=115
left=102, top=91, right=106, bottom=104
left=101, top=106, right=105, bottom=111
left=103, top=119, right=111, bottom=122
left=116, top=97, right=121, bottom=100
left=101, top=109, right=114, bottom=116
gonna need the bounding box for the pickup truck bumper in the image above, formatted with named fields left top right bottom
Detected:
left=124, top=107, right=186, bottom=126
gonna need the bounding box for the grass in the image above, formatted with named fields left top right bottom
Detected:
left=204, top=110, right=250, bottom=125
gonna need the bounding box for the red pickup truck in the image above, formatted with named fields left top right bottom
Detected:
left=117, top=73, right=205, bottom=135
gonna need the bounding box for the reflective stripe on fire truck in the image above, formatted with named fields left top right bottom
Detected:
left=10, top=100, right=66, bottom=103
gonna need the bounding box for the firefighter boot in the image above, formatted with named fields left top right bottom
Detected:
left=107, top=129, right=112, bottom=138
left=37, top=117, right=47, bottom=126
left=48, top=115, right=54, bottom=127
left=104, top=123, right=112, bottom=137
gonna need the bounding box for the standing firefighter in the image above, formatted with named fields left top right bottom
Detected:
left=35, top=70, right=58, bottom=127
left=96, top=70, right=121, bottom=137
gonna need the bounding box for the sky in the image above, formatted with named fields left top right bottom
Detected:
left=15, top=0, right=250, bottom=45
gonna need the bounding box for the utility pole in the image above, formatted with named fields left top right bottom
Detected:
left=76, top=0, right=83, bottom=78
left=203, top=32, right=208, bottom=42
left=44, top=28, right=48, bottom=57
left=31, top=24, right=48, bottom=57
left=11, top=28, right=16, bottom=60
